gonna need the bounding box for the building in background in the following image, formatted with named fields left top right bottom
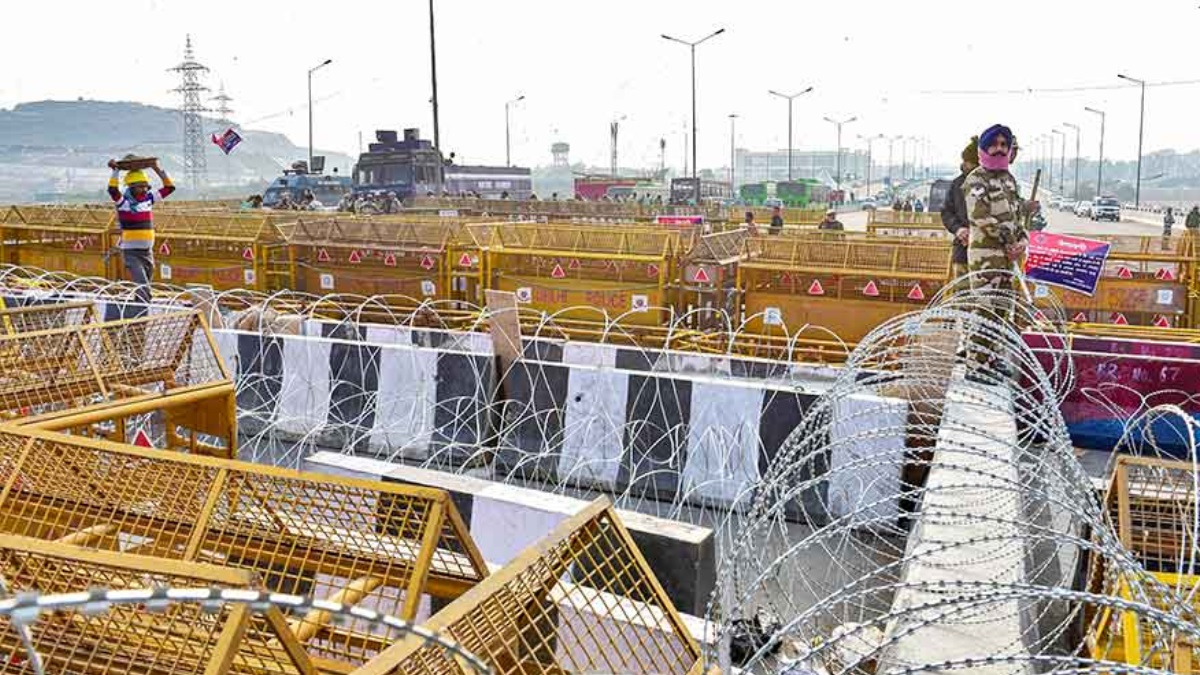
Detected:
left=733, top=148, right=868, bottom=189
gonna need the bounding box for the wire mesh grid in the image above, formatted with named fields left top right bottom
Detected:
left=0, top=301, right=95, bottom=335
left=367, top=499, right=701, bottom=675
left=0, top=534, right=316, bottom=675
left=0, top=428, right=489, bottom=668
left=0, top=310, right=226, bottom=417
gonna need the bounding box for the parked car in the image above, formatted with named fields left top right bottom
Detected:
left=1074, top=200, right=1093, bottom=218
left=1092, top=196, right=1121, bottom=222
left=861, top=198, right=877, bottom=211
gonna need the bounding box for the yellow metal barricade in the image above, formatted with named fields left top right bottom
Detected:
left=130, top=210, right=290, bottom=292
left=738, top=233, right=951, bottom=341
left=868, top=209, right=941, bottom=226
left=1088, top=456, right=1200, bottom=672
left=359, top=498, right=702, bottom=675
left=277, top=216, right=470, bottom=301
left=1034, top=233, right=1198, bottom=329
left=0, top=426, right=490, bottom=668
left=0, top=533, right=317, bottom=675
left=0, top=204, right=115, bottom=278
left=474, top=223, right=678, bottom=326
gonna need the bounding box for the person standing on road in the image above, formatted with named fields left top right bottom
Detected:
left=107, top=158, right=175, bottom=306
left=1163, top=207, right=1176, bottom=238
left=1185, top=205, right=1200, bottom=230
left=743, top=210, right=760, bottom=236
left=962, top=124, right=1038, bottom=385
left=941, top=137, right=978, bottom=281
left=769, top=205, right=784, bottom=235
left=818, top=209, right=845, bottom=231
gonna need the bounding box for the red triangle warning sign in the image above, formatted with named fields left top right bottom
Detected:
left=1116, top=266, right=1133, bottom=279
left=862, top=280, right=880, bottom=297
left=317, top=248, right=332, bottom=263
left=158, top=241, right=171, bottom=256
left=348, top=249, right=363, bottom=264
left=1153, top=315, right=1171, bottom=328
left=907, top=283, right=926, bottom=301
left=73, top=238, right=85, bottom=251
left=647, top=263, right=660, bottom=277
left=779, top=272, right=792, bottom=284
left=459, top=252, right=474, bottom=267
left=242, top=246, right=254, bottom=262
left=807, top=279, right=825, bottom=296
left=383, top=252, right=397, bottom=267
left=132, top=428, right=153, bottom=448
left=1072, top=311, right=1089, bottom=322
left=421, top=254, right=436, bottom=270
left=1155, top=267, right=1176, bottom=281
left=693, top=267, right=711, bottom=283
left=1113, top=313, right=1129, bottom=326
left=550, top=263, right=566, bottom=279
left=568, top=258, right=582, bottom=270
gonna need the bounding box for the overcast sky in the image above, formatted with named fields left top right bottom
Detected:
left=3, top=0, right=1197, bottom=171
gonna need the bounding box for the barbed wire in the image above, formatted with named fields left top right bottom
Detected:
left=700, top=278, right=1200, bottom=674
left=0, top=586, right=492, bottom=675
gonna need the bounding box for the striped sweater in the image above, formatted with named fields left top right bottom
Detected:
left=108, top=169, right=175, bottom=249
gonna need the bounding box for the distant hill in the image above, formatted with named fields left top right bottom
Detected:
left=0, top=100, right=354, bottom=202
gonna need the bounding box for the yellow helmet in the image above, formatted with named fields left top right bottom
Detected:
left=124, top=169, right=151, bottom=187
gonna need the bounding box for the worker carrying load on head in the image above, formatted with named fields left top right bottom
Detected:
left=941, top=136, right=978, bottom=283
left=962, top=123, right=1040, bottom=385
left=107, top=158, right=175, bottom=305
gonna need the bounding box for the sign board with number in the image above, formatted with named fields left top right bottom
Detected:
left=763, top=307, right=783, bottom=326
left=319, top=273, right=335, bottom=290
left=159, top=264, right=172, bottom=281
left=420, top=280, right=436, bottom=297
left=516, top=287, right=533, bottom=303
left=631, top=294, right=649, bottom=312
left=1024, top=231, right=1111, bottom=296
left=243, top=269, right=256, bottom=286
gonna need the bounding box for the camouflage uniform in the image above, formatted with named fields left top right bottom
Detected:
left=963, top=165, right=1027, bottom=366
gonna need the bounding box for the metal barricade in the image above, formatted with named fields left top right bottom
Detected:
left=738, top=233, right=951, bottom=341
left=473, top=223, right=678, bottom=326
left=135, top=211, right=289, bottom=291
left=0, top=205, right=115, bottom=278
left=276, top=216, right=470, bottom=300
left=1089, top=455, right=1200, bottom=672
left=359, top=498, right=702, bottom=675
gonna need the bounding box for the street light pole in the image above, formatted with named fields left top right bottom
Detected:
left=663, top=28, right=725, bottom=204
left=768, top=87, right=814, bottom=181
left=888, top=136, right=899, bottom=187
left=1118, top=74, right=1146, bottom=208
left=858, top=133, right=883, bottom=198
left=1063, top=122, right=1081, bottom=201
left=504, top=94, right=524, bottom=167
left=823, top=115, right=857, bottom=196
left=1085, top=106, right=1106, bottom=196
left=728, top=113, right=738, bottom=191
left=307, top=58, right=332, bottom=171
left=1052, top=129, right=1066, bottom=195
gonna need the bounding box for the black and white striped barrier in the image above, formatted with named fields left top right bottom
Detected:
left=0, top=290, right=905, bottom=527
left=303, top=452, right=717, bottom=617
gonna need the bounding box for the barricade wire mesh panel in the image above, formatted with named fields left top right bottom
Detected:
left=1090, top=455, right=1200, bottom=671
left=0, top=432, right=220, bottom=555
left=0, top=535, right=312, bottom=675
left=0, top=428, right=489, bottom=669
left=366, top=500, right=700, bottom=675
left=0, top=310, right=225, bottom=416
left=0, top=302, right=94, bottom=335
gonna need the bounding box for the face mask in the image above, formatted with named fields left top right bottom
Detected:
left=978, top=148, right=1010, bottom=171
